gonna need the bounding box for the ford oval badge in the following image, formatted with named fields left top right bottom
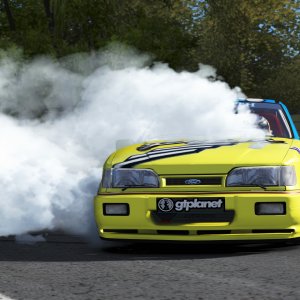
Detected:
left=185, top=179, right=202, bottom=185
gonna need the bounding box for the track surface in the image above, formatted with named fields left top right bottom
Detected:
left=0, top=234, right=299, bottom=300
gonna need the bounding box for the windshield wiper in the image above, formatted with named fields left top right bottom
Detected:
left=255, top=184, right=267, bottom=190
left=266, top=138, right=286, bottom=144
left=246, top=184, right=267, bottom=190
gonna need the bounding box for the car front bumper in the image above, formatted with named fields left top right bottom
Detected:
left=94, top=192, right=300, bottom=241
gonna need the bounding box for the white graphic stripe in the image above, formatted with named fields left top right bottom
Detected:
left=128, top=147, right=203, bottom=160
left=146, top=145, right=213, bottom=154
left=114, top=142, right=236, bottom=168
left=144, top=142, right=232, bottom=153
left=125, top=146, right=200, bottom=162
left=147, top=149, right=196, bottom=159
left=115, top=148, right=199, bottom=168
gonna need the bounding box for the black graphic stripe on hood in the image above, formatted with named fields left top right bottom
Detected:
left=113, top=141, right=237, bottom=168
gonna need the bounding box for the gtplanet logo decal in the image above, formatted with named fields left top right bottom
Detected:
left=157, top=198, right=224, bottom=212
left=157, top=198, right=174, bottom=212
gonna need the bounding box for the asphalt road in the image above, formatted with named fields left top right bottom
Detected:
left=0, top=234, right=300, bottom=300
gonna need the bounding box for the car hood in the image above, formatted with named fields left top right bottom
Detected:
left=111, top=138, right=294, bottom=174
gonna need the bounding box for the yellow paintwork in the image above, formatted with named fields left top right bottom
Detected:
left=94, top=138, right=300, bottom=242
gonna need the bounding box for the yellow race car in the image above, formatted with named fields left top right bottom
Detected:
left=94, top=99, right=300, bottom=243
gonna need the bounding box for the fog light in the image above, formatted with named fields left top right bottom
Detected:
left=255, top=202, right=286, bottom=215
left=103, top=203, right=129, bottom=216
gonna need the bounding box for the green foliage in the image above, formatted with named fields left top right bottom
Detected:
left=193, top=0, right=300, bottom=88
left=260, top=57, right=300, bottom=113
left=190, top=0, right=300, bottom=110
left=0, top=0, right=300, bottom=110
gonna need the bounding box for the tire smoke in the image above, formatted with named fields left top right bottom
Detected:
left=0, top=45, right=264, bottom=239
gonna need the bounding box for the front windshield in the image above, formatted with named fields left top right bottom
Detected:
left=239, top=102, right=293, bottom=138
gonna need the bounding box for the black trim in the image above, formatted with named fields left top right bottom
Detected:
left=103, top=229, right=138, bottom=234
left=151, top=210, right=235, bottom=224
left=101, top=228, right=294, bottom=235
left=99, top=237, right=300, bottom=246
left=157, top=230, right=189, bottom=235
left=252, top=229, right=294, bottom=233
left=197, top=230, right=231, bottom=235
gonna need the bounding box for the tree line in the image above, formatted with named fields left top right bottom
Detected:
left=1, top=0, right=300, bottom=111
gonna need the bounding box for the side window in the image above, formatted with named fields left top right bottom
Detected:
left=238, top=101, right=294, bottom=138
left=278, top=109, right=292, bottom=138
left=251, top=105, right=292, bottom=138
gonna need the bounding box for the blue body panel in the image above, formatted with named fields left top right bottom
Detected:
left=263, top=99, right=276, bottom=103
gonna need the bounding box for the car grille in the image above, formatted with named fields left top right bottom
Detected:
left=165, top=177, right=222, bottom=186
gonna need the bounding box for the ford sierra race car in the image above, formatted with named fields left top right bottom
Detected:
left=94, top=99, right=300, bottom=243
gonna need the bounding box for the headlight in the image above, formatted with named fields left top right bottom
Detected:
left=226, top=166, right=296, bottom=187
left=101, top=168, right=160, bottom=188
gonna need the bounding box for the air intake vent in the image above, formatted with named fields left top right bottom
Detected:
left=103, top=229, right=138, bottom=234
left=197, top=230, right=231, bottom=235
left=252, top=229, right=294, bottom=234
left=157, top=230, right=189, bottom=235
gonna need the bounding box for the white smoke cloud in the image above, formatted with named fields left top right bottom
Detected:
left=0, top=45, right=264, bottom=239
